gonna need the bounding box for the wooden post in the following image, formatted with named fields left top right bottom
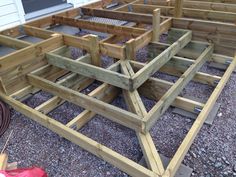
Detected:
left=88, top=35, right=101, bottom=66
left=0, top=153, right=8, bottom=170
left=174, top=0, right=184, bottom=18
left=126, top=39, right=136, bottom=60
left=152, top=9, right=160, bottom=42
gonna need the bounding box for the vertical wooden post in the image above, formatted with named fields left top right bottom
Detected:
left=0, top=153, right=8, bottom=170
left=174, top=0, right=184, bottom=18
left=126, top=39, right=136, bottom=60
left=152, top=8, right=160, bottom=42
left=88, top=34, right=101, bottom=66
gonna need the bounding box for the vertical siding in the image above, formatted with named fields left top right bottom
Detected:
left=0, top=0, right=25, bottom=31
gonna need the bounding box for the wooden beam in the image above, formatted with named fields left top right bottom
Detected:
left=120, top=61, right=164, bottom=175
left=23, top=25, right=56, bottom=39
left=0, top=35, right=63, bottom=73
left=46, top=53, right=132, bottom=90
left=53, top=15, right=146, bottom=37
left=172, top=18, right=236, bottom=56
left=132, top=29, right=192, bottom=90
left=145, top=44, right=213, bottom=131
left=37, top=61, right=119, bottom=121
left=81, top=7, right=153, bottom=24
left=87, top=35, right=101, bottom=66
left=35, top=74, right=93, bottom=114
left=174, top=0, right=184, bottom=18
left=0, top=153, right=8, bottom=170
left=66, top=83, right=120, bottom=129
left=139, top=77, right=205, bottom=113
left=137, top=0, right=236, bottom=13
left=0, top=35, right=31, bottom=49
left=27, top=74, right=144, bottom=132
left=152, top=9, right=161, bottom=42
left=126, top=4, right=236, bottom=23
left=0, top=93, right=156, bottom=177
left=163, top=52, right=236, bottom=177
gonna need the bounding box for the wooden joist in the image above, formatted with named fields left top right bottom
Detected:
left=27, top=74, right=144, bottom=132
left=132, top=29, right=192, bottom=89
left=46, top=53, right=132, bottom=90
left=52, top=15, right=146, bottom=37
left=163, top=52, right=236, bottom=177
left=0, top=93, right=156, bottom=177
left=0, top=153, right=8, bottom=170
left=145, top=44, right=213, bottom=131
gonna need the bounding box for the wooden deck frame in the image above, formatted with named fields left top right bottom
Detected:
left=108, top=0, right=236, bottom=23
left=83, top=1, right=236, bottom=56
left=0, top=2, right=235, bottom=177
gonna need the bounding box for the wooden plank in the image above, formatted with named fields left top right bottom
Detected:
left=0, top=35, right=63, bottom=73
left=23, top=25, right=56, bottom=39
left=27, top=74, right=144, bottom=132
left=172, top=18, right=236, bottom=56
left=152, top=9, right=161, bottom=42
left=120, top=61, right=164, bottom=175
left=174, top=0, right=184, bottom=17
left=81, top=7, right=153, bottom=24
left=163, top=52, right=236, bottom=177
left=132, top=29, right=192, bottom=90
left=128, top=4, right=236, bottom=23
left=53, top=15, right=146, bottom=37
left=35, top=75, right=93, bottom=114
left=139, top=77, right=205, bottom=113
left=87, top=35, right=101, bottom=66
left=0, top=35, right=31, bottom=49
left=66, top=62, right=123, bottom=129
left=100, top=42, right=126, bottom=59
left=46, top=53, right=132, bottom=90
left=66, top=83, right=120, bottom=129
left=0, top=153, right=8, bottom=170
left=35, top=59, right=119, bottom=115
left=0, top=93, right=156, bottom=177
left=140, top=0, right=236, bottom=13
left=145, top=44, right=213, bottom=131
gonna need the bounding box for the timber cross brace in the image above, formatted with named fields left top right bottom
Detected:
left=0, top=0, right=236, bottom=176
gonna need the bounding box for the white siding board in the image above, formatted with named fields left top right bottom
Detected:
left=0, top=12, right=19, bottom=26
left=0, top=0, right=14, bottom=6
left=0, top=4, right=17, bottom=16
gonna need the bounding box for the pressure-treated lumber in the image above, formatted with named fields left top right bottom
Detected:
left=46, top=53, right=132, bottom=90
left=27, top=74, right=144, bottom=132
left=132, top=29, right=192, bottom=89
left=145, top=44, right=213, bottom=131
left=81, top=7, right=153, bottom=24
left=152, top=9, right=161, bottom=42
left=0, top=153, right=8, bottom=170
left=163, top=53, right=236, bottom=177
left=0, top=35, right=63, bottom=73
left=121, top=61, right=164, bottom=175
left=66, top=83, right=119, bottom=129
left=0, top=35, right=31, bottom=49
left=116, top=3, right=236, bottom=23
left=52, top=15, right=146, bottom=37
left=174, top=0, right=184, bottom=18
left=0, top=93, right=156, bottom=177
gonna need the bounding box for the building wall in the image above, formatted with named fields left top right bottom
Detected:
left=0, top=0, right=99, bottom=31
left=0, top=0, right=25, bottom=31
